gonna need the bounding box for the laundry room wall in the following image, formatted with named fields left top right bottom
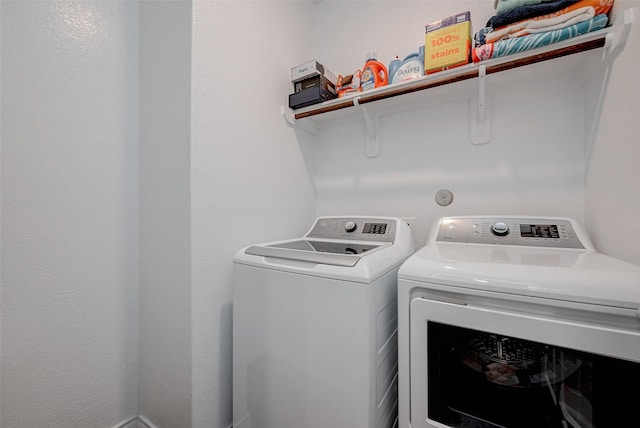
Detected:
left=2, top=1, right=638, bottom=428
left=304, top=0, right=640, bottom=262
left=190, top=2, right=317, bottom=426
left=1, top=1, right=139, bottom=427
left=311, top=0, right=593, bottom=247
left=139, top=1, right=192, bottom=427
left=584, top=1, right=640, bottom=266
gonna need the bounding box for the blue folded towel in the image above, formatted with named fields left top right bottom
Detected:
left=489, top=0, right=581, bottom=28
left=496, top=0, right=564, bottom=15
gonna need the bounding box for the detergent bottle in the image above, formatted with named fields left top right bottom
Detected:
left=388, top=55, right=401, bottom=81
left=360, top=51, right=388, bottom=91
left=388, top=46, right=425, bottom=84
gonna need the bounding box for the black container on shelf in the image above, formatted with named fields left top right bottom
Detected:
left=289, top=86, right=336, bottom=110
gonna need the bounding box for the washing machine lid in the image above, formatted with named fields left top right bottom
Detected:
left=245, top=239, right=385, bottom=267
left=398, top=216, right=640, bottom=309
left=234, top=216, right=415, bottom=283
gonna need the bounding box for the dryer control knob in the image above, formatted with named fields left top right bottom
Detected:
left=345, top=221, right=357, bottom=233
left=491, top=222, right=510, bottom=236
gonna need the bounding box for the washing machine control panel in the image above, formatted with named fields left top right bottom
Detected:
left=435, top=217, right=585, bottom=249
left=307, top=217, right=397, bottom=243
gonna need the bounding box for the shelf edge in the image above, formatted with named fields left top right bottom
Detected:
left=292, top=32, right=607, bottom=121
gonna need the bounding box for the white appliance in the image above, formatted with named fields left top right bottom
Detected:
left=397, top=216, right=640, bottom=428
left=233, top=216, right=415, bottom=428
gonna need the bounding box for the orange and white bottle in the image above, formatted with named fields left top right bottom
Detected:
left=360, top=51, right=388, bottom=91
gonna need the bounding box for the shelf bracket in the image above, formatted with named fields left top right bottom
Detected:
left=604, top=7, right=633, bottom=60
left=358, top=102, right=380, bottom=158
left=471, top=65, right=490, bottom=145
left=584, top=8, right=634, bottom=170
left=281, top=105, right=318, bottom=136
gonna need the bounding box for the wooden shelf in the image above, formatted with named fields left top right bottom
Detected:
left=282, top=11, right=635, bottom=157
left=292, top=28, right=609, bottom=123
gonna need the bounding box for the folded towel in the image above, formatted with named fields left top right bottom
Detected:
left=477, top=0, right=614, bottom=46
left=490, top=0, right=580, bottom=27
left=488, top=0, right=612, bottom=29
left=495, top=0, right=560, bottom=15
left=486, top=6, right=595, bottom=43
left=472, top=14, right=608, bottom=62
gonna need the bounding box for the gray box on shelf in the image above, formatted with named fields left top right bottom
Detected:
left=291, top=60, right=325, bottom=83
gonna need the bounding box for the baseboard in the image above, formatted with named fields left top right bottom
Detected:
left=112, top=416, right=139, bottom=428
left=137, top=415, right=159, bottom=428
left=114, top=415, right=231, bottom=428
left=112, top=415, right=158, bottom=428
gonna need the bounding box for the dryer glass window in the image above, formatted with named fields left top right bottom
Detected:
left=426, top=322, right=640, bottom=428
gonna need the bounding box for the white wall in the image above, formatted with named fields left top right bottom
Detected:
left=190, top=2, right=316, bottom=427
left=145, top=2, right=638, bottom=426
left=1, top=1, right=638, bottom=428
left=312, top=1, right=588, bottom=247
left=585, top=1, right=640, bottom=266
left=1, top=1, right=139, bottom=427
left=139, top=2, right=192, bottom=427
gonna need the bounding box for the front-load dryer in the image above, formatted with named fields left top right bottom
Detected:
left=232, top=216, right=415, bottom=428
left=397, top=215, right=640, bottom=428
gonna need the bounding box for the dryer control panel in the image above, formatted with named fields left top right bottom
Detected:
left=435, top=216, right=586, bottom=249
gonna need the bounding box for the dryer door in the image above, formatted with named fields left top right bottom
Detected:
left=409, top=296, right=640, bottom=428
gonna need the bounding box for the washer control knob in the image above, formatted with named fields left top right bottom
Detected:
left=491, top=222, right=510, bottom=236
left=345, top=221, right=357, bottom=233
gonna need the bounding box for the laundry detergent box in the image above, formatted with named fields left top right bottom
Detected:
left=425, top=11, right=472, bottom=74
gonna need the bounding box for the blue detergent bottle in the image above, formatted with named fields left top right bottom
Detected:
left=389, top=46, right=425, bottom=84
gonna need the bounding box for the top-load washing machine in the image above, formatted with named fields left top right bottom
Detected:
left=397, top=215, right=640, bottom=428
left=232, top=216, right=415, bottom=428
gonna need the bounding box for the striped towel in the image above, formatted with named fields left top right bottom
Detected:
left=477, top=0, right=614, bottom=46
left=485, top=6, right=596, bottom=43
left=472, top=14, right=608, bottom=62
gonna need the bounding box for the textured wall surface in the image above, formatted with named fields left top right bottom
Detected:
left=1, top=1, right=139, bottom=427
left=585, top=2, right=640, bottom=266
left=1, top=1, right=637, bottom=428
left=139, top=1, right=192, bottom=428
left=138, top=1, right=193, bottom=427
left=190, top=2, right=316, bottom=426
